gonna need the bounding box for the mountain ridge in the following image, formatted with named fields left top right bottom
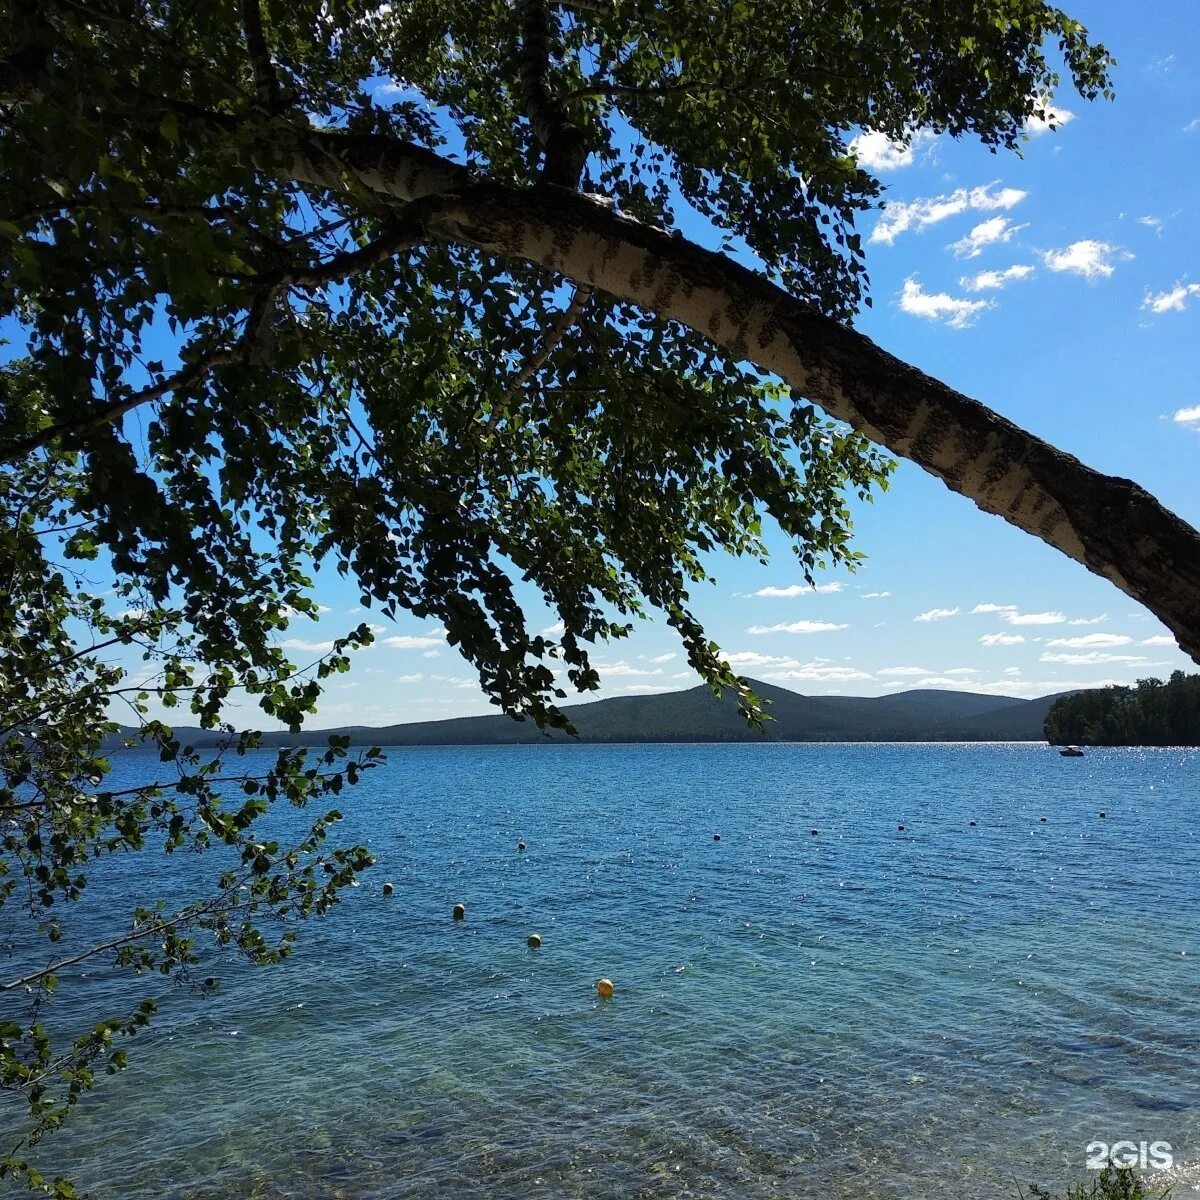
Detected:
left=113, top=680, right=1074, bottom=748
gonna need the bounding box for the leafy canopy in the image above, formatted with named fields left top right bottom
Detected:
left=0, top=0, right=1111, bottom=1190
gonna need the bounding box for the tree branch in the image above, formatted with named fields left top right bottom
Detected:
left=284, top=126, right=1200, bottom=662
left=488, top=285, right=591, bottom=431
left=519, top=0, right=588, bottom=188
left=239, top=0, right=283, bottom=112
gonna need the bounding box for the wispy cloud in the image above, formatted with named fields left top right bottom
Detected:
left=877, top=666, right=930, bottom=677
left=871, top=182, right=1026, bottom=245
left=1142, top=635, right=1177, bottom=646
left=1045, top=633, right=1133, bottom=648
left=862, top=591, right=891, bottom=599
left=1005, top=610, right=1065, bottom=626
left=950, top=216, right=1026, bottom=259
left=1172, top=405, right=1200, bottom=429
left=383, top=632, right=447, bottom=649
left=1143, top=283, right=1200, bottom=314
left=1043, top=240, right=1132, bottom=282
left=914, top=606, right=960, bottom=622
left=746, top=620, right=848, bottom=635
left=961, top=265, right=1035, bottom=292
left=980, top=633, right=1025, bottom=646
left=647, top=652, right=677, bottom=664
left=972, top=602, right=1016, bottom=614
left=899, top=278, right=993, bottom=329
left=1040, top=652, right=1147, bottom=665
left=1068, top=615, right=1107, bottom=626
left=763, top=664, right=872, bottom=683
left=752, top=582, right=845, bottom=598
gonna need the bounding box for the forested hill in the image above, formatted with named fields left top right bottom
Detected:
left=124, top=681, right=1075, bottom=748
left=1044, top=671, right=1200, bottom=746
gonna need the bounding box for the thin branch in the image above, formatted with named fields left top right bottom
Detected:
left=487, top=285, right=591, bottom=431
left=1, top=876, right=251, bottom=993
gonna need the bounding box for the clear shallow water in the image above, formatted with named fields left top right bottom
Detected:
left=4, top=743, right=1200, bottom=1198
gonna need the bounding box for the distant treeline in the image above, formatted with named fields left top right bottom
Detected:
left=1044, top=671, right=1200, bottom=746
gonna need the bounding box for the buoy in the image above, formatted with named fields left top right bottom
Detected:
left=713, top=833, right=721, bottom=841
left=453, top=903, right=466, bottom=920
left=969, top=820, right=977, bottom=826
left=383, top=882, right=395, bottom=896
left=1099, top=811, right=1107, bottom=819
left=897, top=824, right=905, bottom=832
left=527, top=932, right=542, bottom=948
left=518, top=840, right=526, bottom=851
left=1040, top=816, right=1047, bottom=823
left=811, top=828, right=819, bottom=836
left=596, top=978, right=614, bottom=999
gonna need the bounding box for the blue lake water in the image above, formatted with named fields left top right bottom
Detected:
left=4, top=743, right=1200, bottom=1198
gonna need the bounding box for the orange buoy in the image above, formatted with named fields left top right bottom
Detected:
left=527, top=932, right=542, bottom=948
left=596, top=977, right=614, bottom=999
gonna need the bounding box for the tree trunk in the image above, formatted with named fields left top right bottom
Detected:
left=295, top=130, right=1200, bottom=663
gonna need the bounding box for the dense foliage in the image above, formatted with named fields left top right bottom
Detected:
left=1044, top=672, right=1200, bottom=747
left=1, top=0, right=1116, bottom=1191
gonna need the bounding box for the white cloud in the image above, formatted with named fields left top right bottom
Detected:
left=752, top=582, right=845, bottom=597
left=980, top=633, right=1026, bottom=646
left=1173, top=405, right=1200, bottom=428
left=877, top=666, right=931, bottom=677
left=396, top=672, right=423, bottom=683
left=871, top=181, right=1027, bottom=245
left=972, top=602, right=1017, bottom=614
left=1004, top=610, right=1065, bottom=626
left=849, top=129, right=934, bottom=172
left=943, top=667, right=980, bottom=676
left=1024, top=97, right=1075, bottom=135
left=862, top=591, right=891, bottom=599
left=724, top=651, right=795, bottom=667
left=914, top=606, right=960, bottom=622
left=950, top=216, right=1026, bottom=259
left=899, top=278, right=993, bottom=329
left=763, top=665, right=872, bottom=683
left=1142, top=635, right=1177, bottom=646
left=1045, top=633, right=1133, bottom=648
left=1068, top=615, right=1107, bottom=626
left=746, top=620, right=848, bottom=635
left=541, top=621, right=565, bottom=635
left=383, top=632, right=446, bottom=649
left=597, top=661, right=664, bottom=678
left=280, top=637, right=336, bottom=653
left=1004, top=667, right=1022, bottom=676
left=1043, top=240, right=1132, bottom=282
left=1184, top=117, right=1200, bottom=134
left=1143, top=283, right=1200, bottom=314
left=620, top=684, right=675, bottom=694
left=1137, top=216, right=1164, bottom=233
left=647, top=652, right=677, bottom=664
left=961, top=264, right=1035, bottom=291
left=915, top=676, right=971, bottom=688
left=1040, top=652, right=1147, bottom=665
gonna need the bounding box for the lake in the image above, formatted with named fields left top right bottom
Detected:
left=4, top=743, right=1199, bottom=1198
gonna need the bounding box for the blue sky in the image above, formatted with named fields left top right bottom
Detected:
left=17, top=2, right=1200, bottom=728
left=273, top=0, right=1198, bottom=727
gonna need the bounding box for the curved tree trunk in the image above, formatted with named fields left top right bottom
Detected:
left=309, top=130, right=1197, bottom=662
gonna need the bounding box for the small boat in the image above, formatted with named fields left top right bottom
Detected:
left=1059, top=746, right=1085, bottom=757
